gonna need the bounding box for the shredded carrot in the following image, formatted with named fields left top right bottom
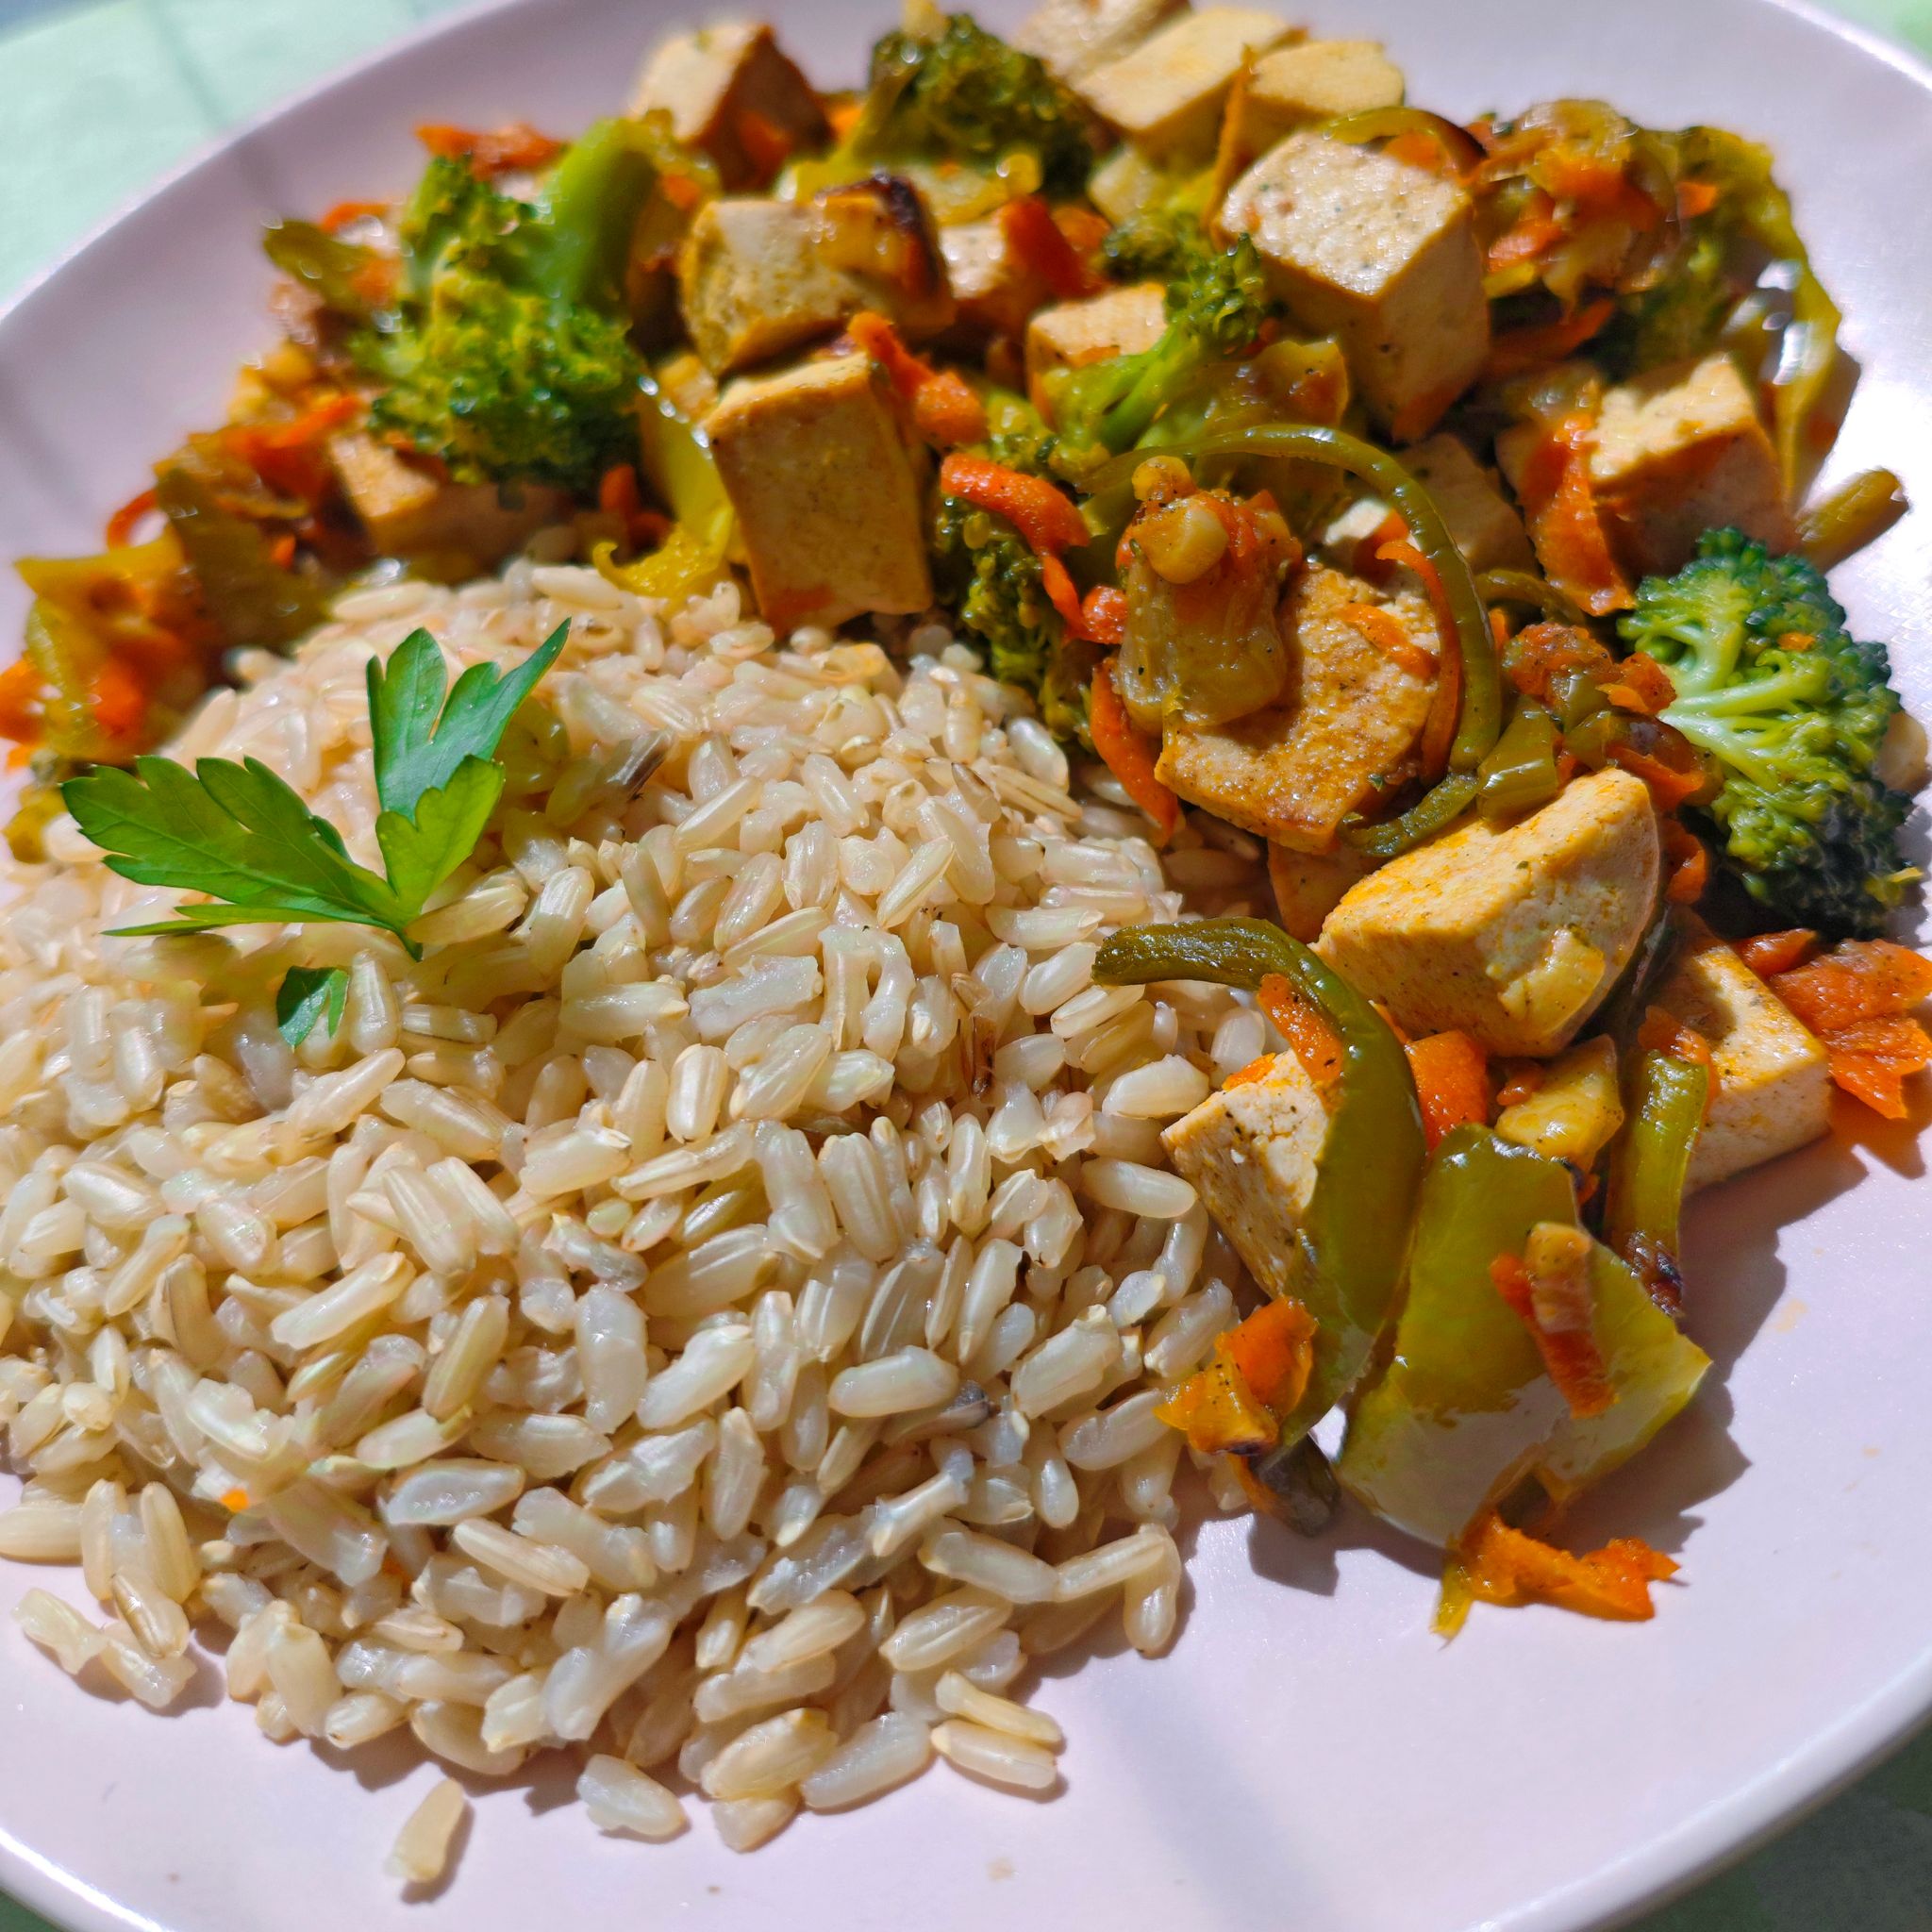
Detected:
left=1596, top=649, right=1677, bottom=717
left=1818, top=1015, right=1932, bottom=1120
left=1338, top=601, right=1437, bottom=682
left=1081, top=585, right=1127, bottom=647
left=1769, top=938, right=1932, bottom=1034
left=1495, top=1059, right=1544, bottom=1108
left=1090, top=658, right=1180, bottom=843
left=1483, top=298, right=1615, bottom=382
left=1676, top=178, right=1722, bottom=220
left=1638, top=1005, right=1713, bottom=1066
left=1516, top=412, right=1634, bottom=618
left=416, top=120, right=564, bottom=176
left=104, top=485, right=160, bottom=550
left=319, top=198, right=390, bottom=235
left=848, top=313, right=989, bottom=448
left=1224, top=1054, right=1278, bottom=1090
left=1607, top=741, right=1707, bottom=811
left=1450, top=1511, right=1676, bottom=1623
left=1377, top=537, right=1460, bottom=776
left=1659, top=818, right=1709, bottom=904
left=1490, top=1251, right=1613, bottom=1419
left=733, top=107, right=795, bottom=183
left=1404, top=1030, right=1491, bottom=1148
left=1485, top=190, right=1562, bottom=272
left=1039, top=553, right=1090, bottom=638
left=1258, top=974, right=1343, bottom=1095
left=223, top=392, right=361, bottom=504
left=1736, top=929, right=1818, bottom=979
left=940, top=452, right=1088, bottom=556
left=1351, top=508, right=1410, bottom=584
left=999, top=194, right=1099, bottom=300
left=1224, top=1298, right=1319, bottom=1413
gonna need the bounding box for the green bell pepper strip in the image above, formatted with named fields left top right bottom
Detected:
left=1093, top=917, right=1425, bottom=1447
left=1337, top=1125, right=1710, bottom=1545
left=1595, top=908, right=1686, bottom=1057
left=591, top=372, right=736, bottom=603
left=1474, top=567, right=1594, bottom=631
left=1476, top=700, right=1562, bottom=820
left=1343, top=773, right=1477, bottom=861
left=1601, top=1049, right=1709, bottom=1307
left=1091, top=425, right=1499, bottom=774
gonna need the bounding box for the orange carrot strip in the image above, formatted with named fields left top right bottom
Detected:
left=1659, top=818, right=1709, bottom=904
left=1224, top=1298, right=1318, bottom=1413
left=1039, top=554, right=1091, bottom=638
left=1452, top=1511, right=1676, bottom=1622
left=1404, top=1030, right=1491, bottom=1149
left=1736, top=929, right=1818, bottom=979
left=1596, top=649, right=1678, bottom=716
left=1483, top=298, right=1615, bottom=381
left=1375, top=537, right=1461, bottom=777
left=1516, top=413, right=1634, bottom=618
left=104, top=485, right=159, bottom=549
left=1338, top=601, right=1438, bottom=682
left=1258, top=974, right=1343, bottom=1094
left=1608, top=741, right=1707, bottom=811
left=999, top=194, right=1099, bottom=300
left=1090, top=659, right=1179, bottom=842
left=1770, top=939, right=1932, bottom=1034
left=0, top=659, right=43, bottom=747
left=1818, top=1015, right=1932, bottom=1120
left=1495, top=1059, right=1543, bottom=1108
left=1489, top=1252, right=1613, bottom=1419
left=1224, top=1054, right=1277, bottom=1091
left=1081, top=585, right=1127, bottom=647
left=940, top=452, right=1089, bottom=556
left=1155, top=1337, right=1276, bottom=1455
left=1638, top=1005, right=1713, bottom=1067
left=319, top=199, right=390, bottom=234
left=849, top=313, right=989, bottom=448
left=1676, top=179, right=1722, bottom=220
left=416, top=121, right=564, bottom=176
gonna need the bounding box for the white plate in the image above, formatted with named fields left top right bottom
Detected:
left=2, top=2, right=1930, bottom=1928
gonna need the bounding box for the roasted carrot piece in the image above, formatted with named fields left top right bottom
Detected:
left=1736, top=929, right=1818, bottom=978
left=1090, top=659, right=1180, bottom=843
left=1404, top=1030, right=1491, bottom=1148
left=1444, top=1512, right=1676, bottom=1626
left=939, top=453, right=1089, bottom=556
left=1258, top=974, right=1343, bottom=1093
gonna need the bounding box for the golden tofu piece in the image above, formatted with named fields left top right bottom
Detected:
left=1656, top=913, right=1832, bottom=1189
left=1157, top=564, right=1438, bottom=853
left=656, top=349, right=719, bottom=425
left=1225, top=40, right=1405, bottom=156
left=1162, top=1050, right=1330, bottom=1304
left=707, top=354, right=932, bottom=632
left=627, top=22, right=828, bottom=190
left=1589, top=353, right=1798, bottom=577
left=1268, top=840, right=1372, bottom=941
left=1013, top=0, right=1190, bottom=84
left=939, top=218, right=1053, bottom=341
left=1316, top=770, right=1662, bottom=1057
left=1025, top=281, right=1169, bottom=416
left=1088, top=145, right=1173, bottom=225
left=679, top=184, right=953, bottom=376
left=1079, top=7, right=1295, bottom=161
left=1401, top=433, right=1535, bottom=574
left=327, top=434, right=570, bottom=561
left=1220, top=131, right=1489, bottom=439
left=1494, top=1035, right=1625, bottom=1166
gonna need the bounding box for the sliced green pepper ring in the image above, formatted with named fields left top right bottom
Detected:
left=1094, top=917, right=1426, bottom=1447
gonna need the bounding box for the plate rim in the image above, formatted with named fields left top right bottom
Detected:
left=1, top=2, right=1929, bottom=1930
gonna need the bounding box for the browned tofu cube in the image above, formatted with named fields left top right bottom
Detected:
left=1588, top=353, right=1797, bottom=576
left=327, top=434, right=571, bottom=562
left=1155, top=563, right=1438, bottom=853
left=1268, top=839, right=1372, bottom=941
left=939, top=218, right=1054, bottom=341
left=1402, top=433, right=1535, bottom=574
left=656, top=350, right=719, bottom=425
left=1078, top=7, right=1295, bottom=161
left=1220, top=131, right=1489, bottom=439
left=1316, top=770, right=1662, bottom=1057
left=1088, top=144, right=1172, bottom=225
left=1225, top=40, right=1406, bottom=157
left=627, top=22, right=828, bottom=191
left=707, top=354, right=932, bottom=631
left=679, top=184, right=954, bottom=375
left=1012, top=0, right=1191, bottom=84
left=1024, top=282, right=1169, bottom=416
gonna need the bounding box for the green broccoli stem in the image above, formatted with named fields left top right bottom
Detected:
left=1088, top=425, right=1501, bottom=773
left=1663, top=660, right=1833, bottom=721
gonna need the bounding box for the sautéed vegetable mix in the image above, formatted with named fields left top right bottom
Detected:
left=0, top=0, right=1928, bottom=1878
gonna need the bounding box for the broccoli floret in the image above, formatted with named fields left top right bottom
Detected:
left=348, top=128, right=686, bottom=493
left=858, top=14, right=1098, bottom=196
left=1099, top=174, right=1218, bottom=284
left=1621, top=528, right=1915, bottom=936
left=932, top=496, right=1092, bottom=746
left=1049, top=234, right=1275, bottom=473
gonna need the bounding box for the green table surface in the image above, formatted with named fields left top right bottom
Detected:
left=2, top=0, right=1931, bottom=1926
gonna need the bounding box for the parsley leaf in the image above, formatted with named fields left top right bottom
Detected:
left=276, top=965, right=349, bottom=1047
left=61, top=622, right=567, bottom=957
left=369, top=621, right=568, bottom=818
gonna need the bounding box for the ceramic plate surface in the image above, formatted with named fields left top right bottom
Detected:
left=2, top=1, right=1930, bottom=1927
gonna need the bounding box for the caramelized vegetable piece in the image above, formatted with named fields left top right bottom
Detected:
left=1438, top=1513, right=1676, bottom=1634
left=1089, top=658, right=1180, bottom=841
left=1403, top=1029, right=1491, bottom=1149
left=1771, top=939, right=1932, bottom=1120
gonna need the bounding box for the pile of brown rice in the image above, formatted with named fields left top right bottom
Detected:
left=0, top=541, right=1273, bottom=1874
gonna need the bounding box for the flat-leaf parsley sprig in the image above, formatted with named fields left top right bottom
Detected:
left=63, top=621, right=569, bottom=984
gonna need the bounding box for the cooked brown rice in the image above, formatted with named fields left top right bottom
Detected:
left=0, top=541, right=1270, bottom=1871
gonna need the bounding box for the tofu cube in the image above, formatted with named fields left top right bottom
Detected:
left=1401, top=433, right=1535, bottom=574
left=1588, top=352, right=1798, bottom=576
left=327, top=434, right=571, bottom=562
left=1079, top=8, right=1295, bottom=161
left=628, top=23, right=828, bottom=190
left=1268, top=840, right=1372, bottom=941
left=1157, top=563, right=1438, bottom=852
left=1013, top=0, right=1191, bottom=84
left=1316, top=769, right=1662, bottom=1057
left=1163, top=1049, right=1330, bottom=1304
left=707, top=354, right=932, bottom=631
left=1225, top=40, right=1406, bottom=158
left=939, top=218, right=1053, bottom=342
left=1656, top=914, right=1833, bottom=1189
left=679, top=186, right=953, bottom=375
left=1220, top=131, right=1489, bottom=439
left=1088, top=144, right=1173, bottom=226
left=1025, top=282, right=1169, bottom=417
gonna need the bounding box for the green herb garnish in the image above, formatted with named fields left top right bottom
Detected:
left=276, top=964, right=350, bottom=1047
left=63, top=621, right=567, bottom=958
